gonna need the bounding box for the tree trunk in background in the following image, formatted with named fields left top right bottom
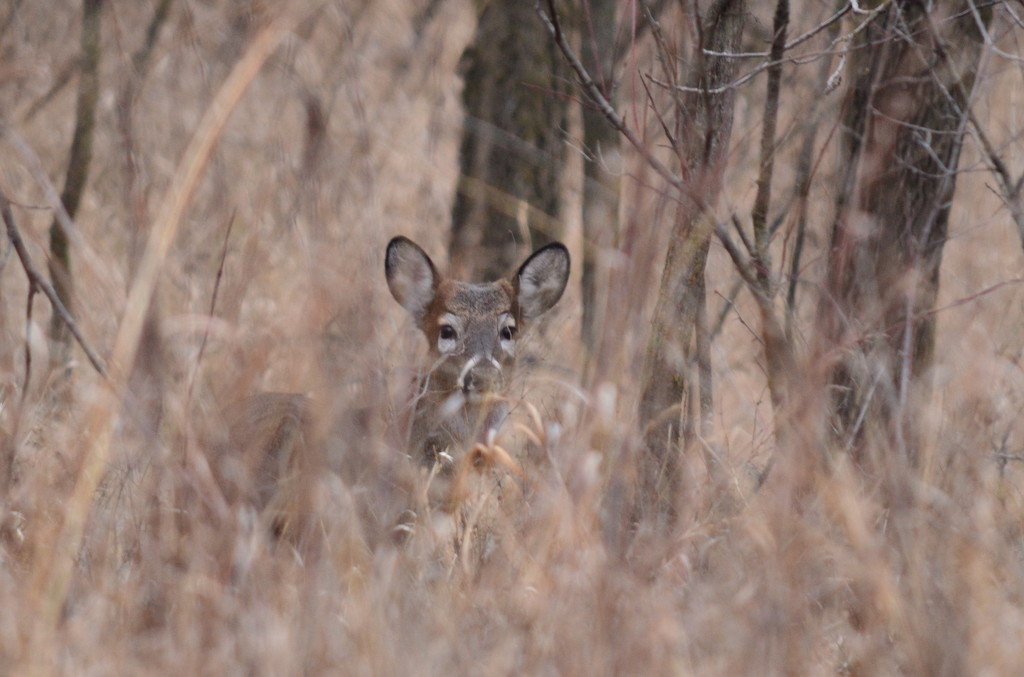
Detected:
left=580, top=0, right=620, bottom=358
left=449, top=0, right=568, bottom=281
left=48, top=0, right=102, bottom=371
left=637, top=0, right=746, bottom=512
left=820, top=0, right=989, bottom=463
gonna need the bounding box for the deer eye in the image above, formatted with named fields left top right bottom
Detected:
left=500, top=325, right=515, bottom=342
left=439, top=324, right=457, bottom=341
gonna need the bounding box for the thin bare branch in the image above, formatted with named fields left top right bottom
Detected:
left=0, top=191, right=107, bottom=378
left=731, top=213, right=755, bottom=257
left=639, top=0, right=680, bottom=92
left=715, top=223, right=770, bottom=307
left=640, top=74, right=677, bottom=148
left=536, top=0, right=702, bottom=209
left=671, top=0, right=891, bottom=95
left=3, top=127, right=121, bottom=312
left=702, top=2, right=848, bottom=57
left=614, top=0, right=672, bottom=62
left=22, top=285, right=37, bottom=399
left=187, top=210, right=236, bottom=405
left=710, top=278, right=744, bottom=340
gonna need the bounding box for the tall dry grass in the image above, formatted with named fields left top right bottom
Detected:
left=1, top=1, right=1023, bottom=675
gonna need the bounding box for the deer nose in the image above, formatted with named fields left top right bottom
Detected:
left=459, top=355, right=502, bottom=395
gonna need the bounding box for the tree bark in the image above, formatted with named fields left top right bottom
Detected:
left=820, top=0, right=989, bottom=462
left=637, top=0, right=746, bottom=509
left=580, top=0, right=620, bottom=356
left=449, top=0, right=569, bottom=281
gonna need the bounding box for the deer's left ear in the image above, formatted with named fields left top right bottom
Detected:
left=514, top=242, right=570, bottom=320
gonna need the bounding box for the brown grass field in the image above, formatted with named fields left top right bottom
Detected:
left=2, top=1, right=1024, bottom=674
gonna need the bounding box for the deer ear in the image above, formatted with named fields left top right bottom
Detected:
left=386, top=236, right=438, bottom=321
left=514, top=242, right=570, bottom=320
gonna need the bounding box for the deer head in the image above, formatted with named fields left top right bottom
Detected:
left=385, top=236, right=570, bottom=465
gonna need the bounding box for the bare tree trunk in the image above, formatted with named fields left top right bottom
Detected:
left=48, top=0, right=102, bottom=371
left=449, top=0, right=568, bottom=281
left=820, top=0, right=989, bottom=463
left=580, top=0, right=619, bottom=358
left=637, top=0, right=746, bottom=513
left=786, top=0, right=843, bottom=341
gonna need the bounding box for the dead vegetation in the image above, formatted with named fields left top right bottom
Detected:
left=1, top=1, right=1024, bottom=675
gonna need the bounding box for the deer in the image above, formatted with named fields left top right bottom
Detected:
left=217, top=236, right=570, bottom=549
left=385, top=236, right=570, bottom=472
left=385, top=236, right=569, bottom=561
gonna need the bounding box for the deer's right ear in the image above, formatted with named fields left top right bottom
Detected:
left=515, top=242, right=570, bottom=320
left=386, top=236, right=438, bottom=322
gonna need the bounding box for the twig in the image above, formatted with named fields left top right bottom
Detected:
left=536, top=0, right=704, bottom=210
left=614, top=0, right=671, bottom=63
left=3, top=127, right=111, bottom=281
left=665, top=0, right=890, bottom=96
left=187, top=209, right=236, bottom=404
left=0, top=191, right=107, bottom=378
left=22, top=284, right=37, bottom=399
left=640, top=74, right=677, bottom=148
left=131, top=0, right=173, bottom=77
left=715, top=222, right=769, bottom=307
left=715, top=219, right=796, bottom=415
left=714, top=209, right=791, bottom=340
left=639, top=0, right=679, bottom=93
left=731, top=212, right=756, bottom=258
left=710, top=279, right=744, bottom=340
left=704, top=3, right=848, bottom=57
